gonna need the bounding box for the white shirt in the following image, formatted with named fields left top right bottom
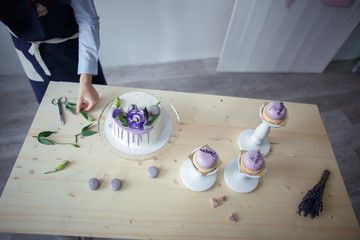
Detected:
left=71, top=0, right=100, bottom=75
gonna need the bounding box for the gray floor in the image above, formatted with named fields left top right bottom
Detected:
left=0, top=58, right=359, bottom=239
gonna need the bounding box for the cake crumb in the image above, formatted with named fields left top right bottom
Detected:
left=211, top=195, right=227, bottom=208
left=228, top=213, right=238, bottom=223
left=211, top=198, right=220, bottom=208
left=219, top=195, right=227, bottom=201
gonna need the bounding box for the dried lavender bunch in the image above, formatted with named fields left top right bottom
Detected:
left=298, top=169, right=330, bottom=219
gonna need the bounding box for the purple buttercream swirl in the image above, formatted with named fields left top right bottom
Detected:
left=196, top=147, right=218, bottom=169
left=265, top=101, right=287, bottom=120
left=243, top=150, right=264, bottom=171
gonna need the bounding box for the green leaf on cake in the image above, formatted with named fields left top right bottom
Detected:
left=117, top=115, right=129, bottom=127
left=144, top=107, right=149, bottom=120
left=145, top=101, right=161, bottom=126
left=146, top=114, right=159, bottom=126
left=114, top=97, right=120, bottom=109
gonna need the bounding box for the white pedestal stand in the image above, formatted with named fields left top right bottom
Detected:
left=180, top=158, right=220, bottom=192
left=238, top=104, right=285, bottom=156
left=224, top=155, right=267, bottom=193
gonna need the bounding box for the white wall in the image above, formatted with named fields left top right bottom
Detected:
left=0, top=0, right=359, bottom=76
left=0, top=0, right=234, bottom=75
left=95, top=0, right=234, bottom=68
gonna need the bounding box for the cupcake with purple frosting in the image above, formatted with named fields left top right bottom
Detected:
left=192, top=146, right=221, bottom=175
left=240, top=150, right=265, bottom=175
left=262, top=101, right=287, bottom=125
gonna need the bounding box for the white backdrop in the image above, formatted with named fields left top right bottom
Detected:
left=0, top=0, right=358, bottom=76
left=218, top=0, right=360, bottom=73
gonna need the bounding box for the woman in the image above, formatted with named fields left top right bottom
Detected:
left=0, top=0, right=107, bottom=112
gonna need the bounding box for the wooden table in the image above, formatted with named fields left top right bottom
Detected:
left=0, top=82, right=359, bottom=239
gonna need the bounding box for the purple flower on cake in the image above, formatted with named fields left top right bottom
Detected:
left=112, top=108, right=126, bottom=118
left=127, top=109, right=148, bottom=129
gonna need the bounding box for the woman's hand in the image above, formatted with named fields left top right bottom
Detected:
left=76, top=73, right=99, bottom=113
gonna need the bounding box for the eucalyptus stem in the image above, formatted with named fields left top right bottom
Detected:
left=74, top=133, right=81, bottom=143
left=74, top=124, right=97, bottom=143
left=55, top=142, right=79, bottom=148
left=33, top=132, right=79, bottom=148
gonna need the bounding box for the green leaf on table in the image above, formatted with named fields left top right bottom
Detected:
left=74, top=123, right=98, bottom=143
left=44, top=160, right=69, bottom=174
left=80, top=110, right=95, bottom=122
left=38, top=138, right=54, bottom=145
left=65, top=102, right=95, bottom=121
left=34, top=130, right=78, bottom=148
left=65, top=102, right=76, bottom=114
left=82, top=130, right=98, bottom=137
left=38, top=131, right=55, bottom=138
left=81, top=123, right=94, bottom=133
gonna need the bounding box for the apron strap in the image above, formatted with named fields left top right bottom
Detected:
left=27, top=32, right=79, bottom=76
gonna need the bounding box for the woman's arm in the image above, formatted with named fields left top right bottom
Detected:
left=70, top=0, right=101, bottom=112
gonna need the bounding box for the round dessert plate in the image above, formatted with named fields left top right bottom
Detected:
left=98, top=92, right=181, bottom=161
left=224, top=156, right=267, bottom=193
left=180, top=159, right=219, bottom=192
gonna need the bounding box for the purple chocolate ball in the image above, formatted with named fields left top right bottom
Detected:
left=88, top=178, right=100, bottom=191
left=148, top=105, right=160, bottom=116
left=147, top=166, right=159, bottom=178
left=109, top=178, right=122, bottom=191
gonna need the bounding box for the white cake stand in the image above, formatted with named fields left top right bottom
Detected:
left=224, top=155, right=267, bottom=193
left=238, top=104, right=288, bottom=156
left=180, top=152, right=220, bottom=192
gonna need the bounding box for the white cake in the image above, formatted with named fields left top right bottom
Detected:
left=108, top=92, right=162, bottom=148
